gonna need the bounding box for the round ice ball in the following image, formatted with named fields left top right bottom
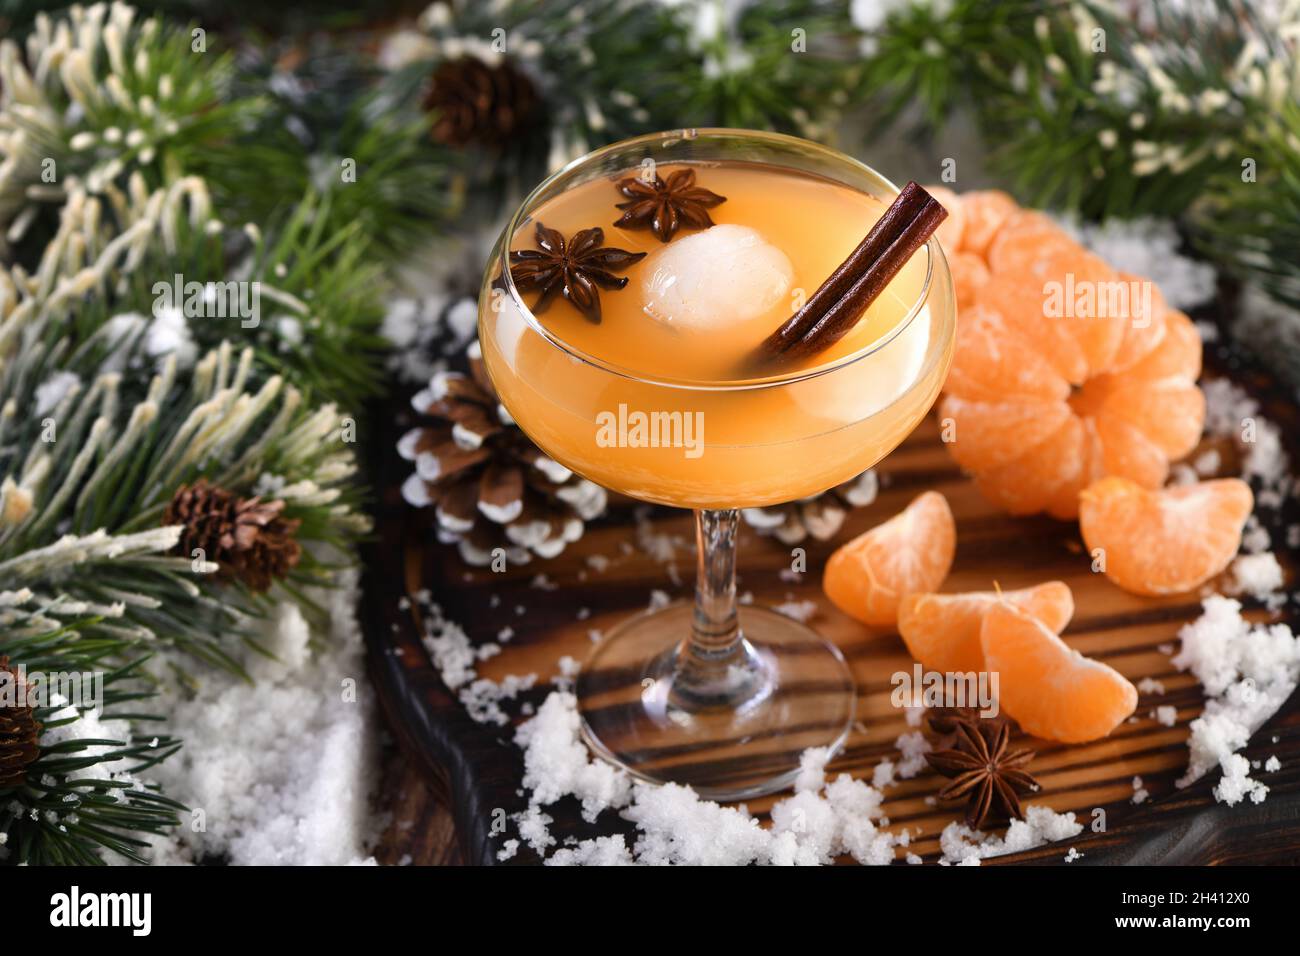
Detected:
left=640, top=224, right=794, bottom=331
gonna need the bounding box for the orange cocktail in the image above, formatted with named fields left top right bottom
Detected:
left=479, top=130, right=955, bottom=799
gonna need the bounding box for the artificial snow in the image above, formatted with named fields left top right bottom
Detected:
left=546, top=834, right=634, bottom=866
left=1153, top=705, right=1178, bottom=727
left=774, top=599, right=818, bottom=623
left=1224, top=552, right=1285, bottom=603
left=1072, top=217, right=1217, bottom=311
left=894, top=731, right=933, bottom=778
left=1202, top=377, right=1292, bottom=501
left=514, top=692, right=632, bottom=822
left=938, top=806, right=1085, bottom=864
left=1171, top=596, right=1300, bottom=805
left=33, top=371, right=81, bottom=416
left=1214, top=753, right=1269, bottom=806
left=508, top=691, right=908, bottom=865
left=145, top=571, right=381, bottom=865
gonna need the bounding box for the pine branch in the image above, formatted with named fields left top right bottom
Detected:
left=221, top=30, right=458, bottom=261
left=0, top=196, right=371, bottom=667
left=671, top=0, right=866, bottom=140
left=1193, top=97, right=1300, bottom=311
left=1, top=618, right=183, bottom=866
left=0, top=2, right=267, bottom=261
left=859, top=0, right=1296, bottom=219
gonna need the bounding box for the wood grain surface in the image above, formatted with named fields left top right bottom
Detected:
left=362, top=316, right=1300, bottom=866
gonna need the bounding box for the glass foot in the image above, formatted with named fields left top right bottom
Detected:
left=577, top=603, right=856, bottom=801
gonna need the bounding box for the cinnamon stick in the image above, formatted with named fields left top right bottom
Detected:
left=753, top=181, right=947, bottom=369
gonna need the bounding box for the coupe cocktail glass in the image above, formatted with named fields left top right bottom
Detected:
left=479, top=129, right=955, bottom=799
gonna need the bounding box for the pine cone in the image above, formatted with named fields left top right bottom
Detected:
left=399, top=339, right=608, bottom=566
left=423, top=56, right=540, bottom=148
left=0, top=657, right=41, bottom=790
left=164, top=480, right=302, bottom=593
left=742, top=471, right=879, bottom=545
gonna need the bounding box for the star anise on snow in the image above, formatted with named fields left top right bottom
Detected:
left=508, top=222, right=645, bottom=323
left=613, top=168, right=726, bottom=242
left=925, top=719, right=1039, bottom=829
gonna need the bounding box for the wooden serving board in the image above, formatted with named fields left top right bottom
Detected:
left=361, top=306, right=1300, bottom=866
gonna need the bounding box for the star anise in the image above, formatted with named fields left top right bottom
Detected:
left=925, top=719, right=1039, bottom=829
left=508, top=222, right=645, bottom=323
left=613, top=168, right=726, bottom=242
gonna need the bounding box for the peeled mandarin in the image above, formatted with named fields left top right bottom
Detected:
left=1078, top=476, right=1254, bottom=596
left=898, top=581, right=1073, bottom=674
left=938, top=191, right=1206, bottom=520
left=823, top=491, right=956, bottom=628
left=981, top=601, right=1138, bottom=743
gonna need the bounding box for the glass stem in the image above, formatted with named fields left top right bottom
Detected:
left=671, top=509, right=765, bottom=709
left=689, top=508, right=742, bottom=660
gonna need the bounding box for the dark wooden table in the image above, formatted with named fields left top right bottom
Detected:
left=371, top=744, right=462, bottom=866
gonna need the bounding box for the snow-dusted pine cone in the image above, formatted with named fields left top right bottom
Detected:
left=399, top=340, right=607, bottom=566
left=741, top=471, right=878, bottom=545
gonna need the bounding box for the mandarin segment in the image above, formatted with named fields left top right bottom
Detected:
left=1078, top=477, right=1254, bottom=596
left=1094, top=412, right=1169, bottom=490
left=975, top=416, right=1084, bottom=515
left=1051, top=248, right=1128, bottom=377
left=981, top=601, right=1138, bottom=743
left=1104, top=271, right=1169, bottom=373
left=978, top=271, right=1090, bottom=385
left=959, top=190, right=1020, bottom=259
left=924, top=184, right=966, bottom=253
left=944, top=303, right=1069, bottom=402
left=950, top=250, right=991, bottom=310
left=939, top=394, right=1072, bottom=472
left=822, top=491, right=956, bottom=627
left=1115, top=307, right=1202, bottom=383
left=1099, top=379, right=1205, bottom=459
left=1042, top=417, right=1104, bottom=520
left=986, top=210, right=1077, bottom=274
left=898, top=581, right=1073, bottom=674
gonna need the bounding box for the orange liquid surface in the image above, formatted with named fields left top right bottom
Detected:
left=481, top=161, right=955, bottom=508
